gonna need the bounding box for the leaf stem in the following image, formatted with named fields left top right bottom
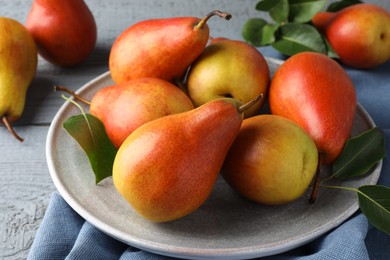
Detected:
left=61, top=94, right=87, bottom=115
left=61, top=94, right=96, bottom=148
left=322, top=184, right=388, bottom=213
left=320, top=184, right=358, bottom=193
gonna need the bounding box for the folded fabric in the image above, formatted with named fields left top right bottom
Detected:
left=28, top=46, right=390, bottom=259
left=27, top=190, right=389, bottom=259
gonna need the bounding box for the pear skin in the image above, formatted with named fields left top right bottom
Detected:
left=90, top=77, right=194, bottom=148
left=26, top=0, right=97, bottom=66
left=109, top=11, right=231, bottom=84
left=0, top=17, right=38, bottom=141
left=269, top=52, right=356, bottom=164
left=113, top=98, right=253, bottom=222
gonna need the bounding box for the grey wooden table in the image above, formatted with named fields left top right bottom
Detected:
left=0, top=1, right=388, bottom=259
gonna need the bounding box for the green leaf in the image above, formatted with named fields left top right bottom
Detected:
left=271, top=23, right=326, bottom=56
left=256, top=0, right=279, bottom=11
left=358, top=185, right=390, bottom=235
left=256, top=0, right=289, bottom=23
left=242, top=18, right=279, bottom=46
left=327, top=0, right=362, bottom=12
left=289, top=0, right=328, bottom=23
left=333, top=127, right=386, bottom=180
left=63, top=113, right=117, bottom=184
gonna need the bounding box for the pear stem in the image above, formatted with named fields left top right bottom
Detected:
left=237, top=94, right=263, bottom=114
left=54, top=86, right=91, bottom=106
left=195, top=10, right=232, bottom=30
left=2, top=116, right=24, bottom=142
left=309, top=152, right=322, bottom=204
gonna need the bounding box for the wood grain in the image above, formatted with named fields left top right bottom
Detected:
left=0, top=126, right=55, bottom=259
left=1, top=0, right=389, bottom=259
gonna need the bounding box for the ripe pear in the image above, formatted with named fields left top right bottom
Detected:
left=90, top=77, right=194, bottom=148
left=109, top=10, right=231, bottom=84
left=113, top=97, right=261, bottom=222
left=222, top=115, right=318, bottom=205
left=186, top=39, right=270, bottom=118
left=0, top=17, right=38, bottom=141
left=312, top=3, right=390, bottom=69
left=26, top=0, right=97, bottom=66
left=269, top=52, right=356, bottom=164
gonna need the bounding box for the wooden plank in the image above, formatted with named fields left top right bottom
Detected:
left=18, top=51, right=110, bottom=125
left=0, top=126, right=55, bottom=259
left=1, top=0, right=389, bottom=259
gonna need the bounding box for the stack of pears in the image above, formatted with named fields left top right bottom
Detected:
left=97, top=10, right=270, bottom=150
left=85, top=11, right=270, bottom=222
left=67, top=11, right=357, bottom=223
left=89, top=10, right=237, bottom=150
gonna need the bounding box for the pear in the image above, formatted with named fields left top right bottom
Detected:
left=26, top=0, right=97, bottom=66
left=90, top=77, right=194, bottom=148
left=113, top=96, right=261, bottom=222
left=312, top=3, right=390, bottom=69
left=0, top=17, right=38, bottom=141
left=109, top=10, right=231, bottom=84
left=269, top=52, right=356, bottom=165
left=222, top=115, right=318, bottom=205
left=186, top=39, right=270, bottom=118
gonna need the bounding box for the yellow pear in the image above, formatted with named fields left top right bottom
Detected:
left=186, top=39, right=270, bottom=118
left=0, top=17, right=38, bottom=141
left=222, top=115, right=318, bottom=205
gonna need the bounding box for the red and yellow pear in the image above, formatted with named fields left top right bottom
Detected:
left=269, top=52, right=356, bottom=164
left=312, top=3, right=390, bottom=69
left=113, top=97, right=260, bottom=222
left=109, top=10, right=231, bottom=84
left=26, top=0, right=97, bottom=66
left=90, top=77, right=194, bottom=149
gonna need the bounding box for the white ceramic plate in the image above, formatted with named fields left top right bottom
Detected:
left=46, top=57, right=382, bottom=259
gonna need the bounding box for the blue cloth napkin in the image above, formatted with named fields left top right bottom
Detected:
left=28, top=47, right=390, bottom=259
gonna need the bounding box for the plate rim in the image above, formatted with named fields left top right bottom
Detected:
left=45, top=57, right=382, bottom=259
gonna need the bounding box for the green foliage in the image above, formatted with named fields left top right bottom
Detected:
left=256, top=0, right=289, bottom=23
left=322, top=127, right=389, bottom=235
left=242, top=18, right=279, bottom=46
left=243, top=0, right=337, bottom=56
left=358, top=185, right=390, bottom=235
left=62, top=97, right=117, bottom=184
left=333, top=127, right=386, bottom=179
left=271, top=23, right=326, bottom=55
left=288, top=0, right=327, bottom=22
